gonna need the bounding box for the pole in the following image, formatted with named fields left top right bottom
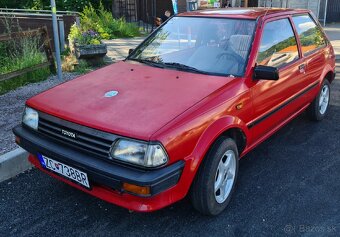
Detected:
left=50, top=0, right=62, bottom=80
left=323, top=0, right=328, bottom=27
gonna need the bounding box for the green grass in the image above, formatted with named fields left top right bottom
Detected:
left=74, top=60, right=92, bottom=74
left=0, top=38, right=47, bottom=75
left=0, top=67, right=51, bottom=95
left=0, top=34, right=52, bottom=95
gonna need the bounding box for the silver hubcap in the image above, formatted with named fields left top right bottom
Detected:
left=214, top=150, right=236, bottom=204
left=319, top=84, right=330, bottom=115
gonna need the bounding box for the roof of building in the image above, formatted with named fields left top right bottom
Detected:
left=179, top=7, right=310, bottom=19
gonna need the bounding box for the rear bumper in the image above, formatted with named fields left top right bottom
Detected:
left=13, top=125, right=186, bottom=211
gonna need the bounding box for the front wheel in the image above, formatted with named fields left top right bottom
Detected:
left=190, top=137, right=239, bottom=215
left=307, top=80, right=331, bottom=121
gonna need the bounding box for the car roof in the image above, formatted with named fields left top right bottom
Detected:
left=178, top=7, right=310, bottom=20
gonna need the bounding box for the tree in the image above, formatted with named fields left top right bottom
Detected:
left=0, top=0, right=112, bottom=12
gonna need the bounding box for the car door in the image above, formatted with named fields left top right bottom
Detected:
left=292, top=13, right=329, bottom=102
left=249, top=16, right=307, bottom=143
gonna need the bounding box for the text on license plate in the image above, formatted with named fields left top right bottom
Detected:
left=40, top=155, right=90, bottom=189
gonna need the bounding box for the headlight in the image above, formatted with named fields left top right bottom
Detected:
left=110, top=139, right=168, bottom=167
left=22, top=106, right=39, bottom=130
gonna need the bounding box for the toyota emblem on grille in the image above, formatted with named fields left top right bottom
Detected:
left=61, top=129, right=76, bottom=139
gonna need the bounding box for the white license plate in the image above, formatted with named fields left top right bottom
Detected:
left=40, top=155, right=90, bottom=189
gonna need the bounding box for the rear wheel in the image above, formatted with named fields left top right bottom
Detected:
left=307, top=80, right=331, bottom=121
left=191, top=137, right=239, bottom=215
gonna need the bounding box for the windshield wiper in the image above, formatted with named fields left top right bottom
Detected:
left=163, top=62, right=211, bottom=75
left=129, top=58, right=164, bottom=68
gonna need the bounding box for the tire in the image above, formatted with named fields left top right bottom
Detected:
left=190, top=137, right=239, bottom=215
left=307, top=80, right=331, bottom=121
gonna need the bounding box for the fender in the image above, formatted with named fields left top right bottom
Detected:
left=188, top=115, right=250, bottom=177
left=320, top=63, right=335, bottom=84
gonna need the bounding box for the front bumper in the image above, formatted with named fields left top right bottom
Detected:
left=13, top=125, right=185, bottom=211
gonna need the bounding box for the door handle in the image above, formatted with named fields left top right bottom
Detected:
left=298, top=64, right=306, bottom=73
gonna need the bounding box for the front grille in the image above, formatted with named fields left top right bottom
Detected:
left=38, top=112, right=119, bottom=159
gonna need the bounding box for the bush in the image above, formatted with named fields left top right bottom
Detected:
left=68, top=3, right=140, bottom=47
left=79, top=3, right=140, bottom=40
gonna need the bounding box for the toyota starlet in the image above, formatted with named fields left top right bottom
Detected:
left=14, top=8, right=336, bottom=215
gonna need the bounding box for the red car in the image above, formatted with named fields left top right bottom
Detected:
left=14, top=8, right=336, bottom=215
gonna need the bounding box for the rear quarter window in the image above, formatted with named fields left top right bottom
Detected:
left=292, top=14, right=327, bottom=56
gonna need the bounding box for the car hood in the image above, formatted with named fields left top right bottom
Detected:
left=27, top=61, right=233, bottom=140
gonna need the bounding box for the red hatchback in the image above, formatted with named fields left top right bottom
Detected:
left=14, top=8, right=336, bottom=215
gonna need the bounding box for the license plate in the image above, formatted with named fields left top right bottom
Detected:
left=39, top=155, right=90, bottom=189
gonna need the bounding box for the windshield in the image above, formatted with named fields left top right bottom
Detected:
left=129, top=17, right=255, bottom=76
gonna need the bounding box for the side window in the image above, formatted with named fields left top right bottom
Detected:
left=293, top=14, right=326, bottom=56
left=257, top=18, right=299, bottom=68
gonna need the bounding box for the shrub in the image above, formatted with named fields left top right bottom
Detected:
left=74, top=59, right=91, bottom=74
left=78, top=3, right=140, bottom=40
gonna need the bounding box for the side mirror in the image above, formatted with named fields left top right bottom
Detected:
left=128, top=48, right=134, bottom=55
left=253, top=65, right=279, bottom=81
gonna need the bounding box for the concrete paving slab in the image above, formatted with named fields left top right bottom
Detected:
left=0, top=148, right=31, bottom=182
left=102, top=37, right=146, bottom=62
left=324, top=23, right=340, bottom=59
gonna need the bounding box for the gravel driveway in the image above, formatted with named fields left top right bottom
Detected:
left=0, top=73, right=79, bottom=155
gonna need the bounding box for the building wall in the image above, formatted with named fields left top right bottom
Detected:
left=325, top=0, right=340, bottom=22
left=177, top=0, right=188, bottom=13
left=258, top=0, right=320, bottom=17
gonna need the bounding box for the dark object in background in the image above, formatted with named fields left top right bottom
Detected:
left=223, top=0, right=232, bottom=8
left=156, top=10, right=172, bottom=26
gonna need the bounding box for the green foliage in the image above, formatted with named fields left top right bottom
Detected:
left=69, top=25, right=101, bottom=46
left=0, top=67, right=50, bottom=95
left=0, top=0, right=112, bottom=12
left=61, top=0, right=88, bottom=12
left=74, top=59, right=91, bottom=74
left=68, top=2, right=140, bottom=45
left=79, top=3, right=140, bottom=40
left=0, top=36, right=47, bottom=75
left=68, top=23, right=81, bottom=42
left=0, top=22, right=51, bottom=94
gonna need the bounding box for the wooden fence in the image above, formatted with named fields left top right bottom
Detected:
left=0, top=27, right=55, bottom=82
left=0, top=10, right=79, bottom=51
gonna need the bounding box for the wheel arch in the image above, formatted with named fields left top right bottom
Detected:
left=324, top=70, right=335, bottom=83
left=189, top=116, right=249, bottom=179
left=320, top=62, right=335, bottom=84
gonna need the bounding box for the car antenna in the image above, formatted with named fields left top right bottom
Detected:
left=260, top=8, right=270, bottom=28
left=263, top=7, right=270, bottom=19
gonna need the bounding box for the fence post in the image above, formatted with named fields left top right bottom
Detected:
left=41, top=27, right=56, bottom=74
left=50, top=0, right=62, bottom=80
left=323, top=0, right=328, bottom=26
left=58, top=20, right=65, bottom=52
